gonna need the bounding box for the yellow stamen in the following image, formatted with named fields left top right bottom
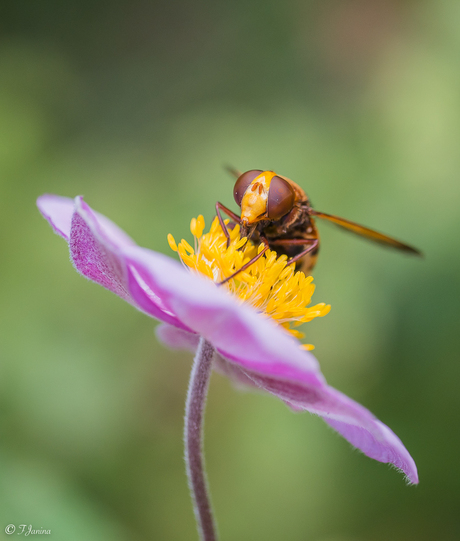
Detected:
left=167, top=214, right=330, bottom=349
left=196, top=215, right=205, bottom=238
left=180, top=239, right=194, bottom=254
left=190, top=214, right=205, bottom=239
left=190, top=218, right=197, bottom=236
left=167, top=234, right=178, bottom=252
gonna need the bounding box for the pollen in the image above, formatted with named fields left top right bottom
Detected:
left=168, top=215, right=330, bottom=348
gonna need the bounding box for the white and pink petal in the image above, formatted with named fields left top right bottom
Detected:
left=38, top=195, right=189, bottom=330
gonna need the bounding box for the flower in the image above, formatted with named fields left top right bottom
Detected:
left=37, top=194, right=418, bottom=484
left=167, top=215, right=331, bottom=349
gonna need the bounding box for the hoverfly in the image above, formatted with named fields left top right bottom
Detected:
left=216, top=169, right=421, bottom=283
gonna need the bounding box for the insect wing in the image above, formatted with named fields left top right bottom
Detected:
left=311, top=210, right=422, bottom=256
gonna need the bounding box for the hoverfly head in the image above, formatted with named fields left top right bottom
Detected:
left=234, top=170, right=295, bottom=226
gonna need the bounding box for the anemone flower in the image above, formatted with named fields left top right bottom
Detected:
left=37, top=194, right=418, bottom=541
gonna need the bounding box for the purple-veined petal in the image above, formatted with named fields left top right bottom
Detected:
left=123, top=246, right=325, bottom=390
left=235, top=368, right=418, bottom=483
left=70, top=197, right=133, bottom=301
left=37, top=195, right=190, bottom=330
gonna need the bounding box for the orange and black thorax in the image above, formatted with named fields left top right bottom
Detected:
left=253, top=187, right=320, bottom=274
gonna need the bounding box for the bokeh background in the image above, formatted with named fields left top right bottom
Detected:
left=1, top=1, right=459, bottom=539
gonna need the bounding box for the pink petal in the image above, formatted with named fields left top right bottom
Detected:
left=213, top=353, right=264, bottom=391
left=214, top=347, right=418, bottom=482
left=70, top=198, right=133, bottom=301
left=37, top=194, right=137, bottom=246
left=123, top=246, right=325, bottom=389
left=156, top=324, right=258, bottom=391
left=241, top=369, right=419, bottom=484
left=37, top=195, right=189, bottom=330
left=155, top=323, right=199, bottom=351
left=37, top=194, right=74, bottom=241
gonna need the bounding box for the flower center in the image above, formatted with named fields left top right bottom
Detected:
left=168, top=215, right=330, bottom=350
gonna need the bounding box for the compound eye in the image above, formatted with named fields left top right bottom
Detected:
left=267, top=176, right=295, bottom=220
left=233, top=170, right=263, bottom=206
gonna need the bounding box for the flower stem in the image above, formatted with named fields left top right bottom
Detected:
left=184, top=336, right=218, bottom=541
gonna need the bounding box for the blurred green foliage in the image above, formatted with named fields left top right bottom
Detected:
left=1, top=1, right=459, bottom=539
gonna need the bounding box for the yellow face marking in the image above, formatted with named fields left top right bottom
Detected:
left=240, top=171, right=277, bottom=225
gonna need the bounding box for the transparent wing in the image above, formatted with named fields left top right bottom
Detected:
left=311, top=210, right=422, bottom=256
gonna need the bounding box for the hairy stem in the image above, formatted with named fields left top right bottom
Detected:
left=184, top=336, right=218, bottom=541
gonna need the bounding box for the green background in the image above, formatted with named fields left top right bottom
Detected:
left=1, top=1, right=459, bottom=539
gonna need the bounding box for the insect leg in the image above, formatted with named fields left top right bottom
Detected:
left=269, top=238, right=319, bottom=266
left=216, top=201, right=241, bottom=248
left=218, top=238, right=269, bottom=286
